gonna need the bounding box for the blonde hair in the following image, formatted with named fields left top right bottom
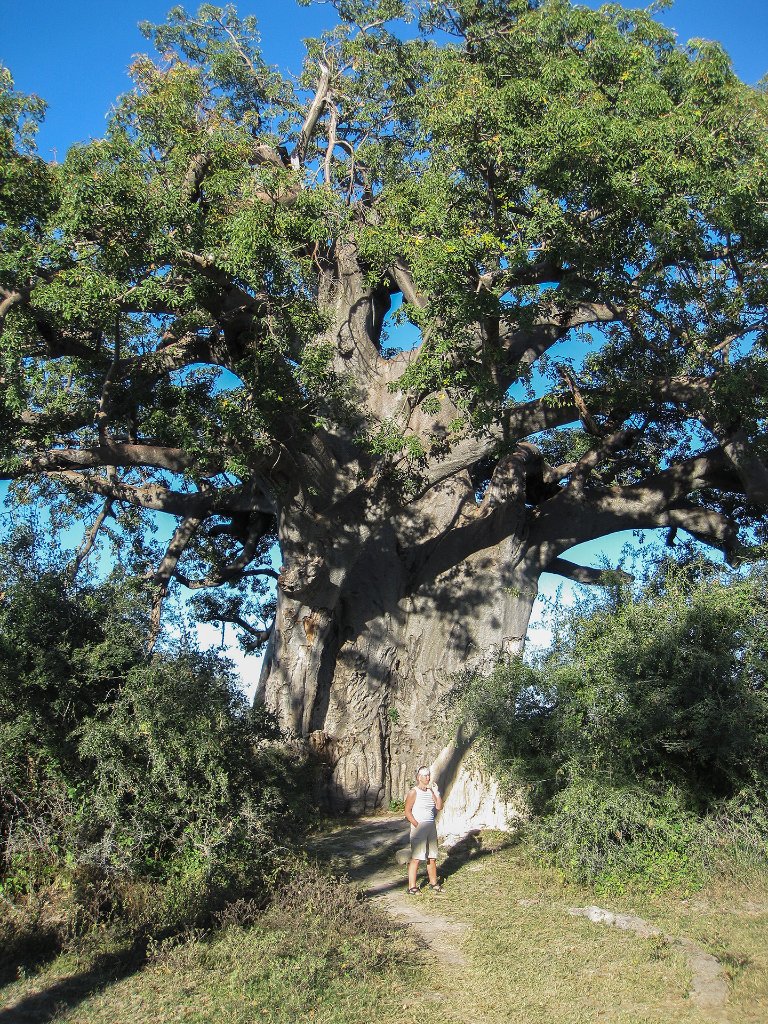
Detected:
left=416, top=765, right=431, bottom=779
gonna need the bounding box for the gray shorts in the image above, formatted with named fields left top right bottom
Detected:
left=410, top=820, right=439, bottom=861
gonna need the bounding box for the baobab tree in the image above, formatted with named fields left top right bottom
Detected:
left=2, top=0, right=767, bottom=828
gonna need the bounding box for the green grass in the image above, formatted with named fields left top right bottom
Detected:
left=2, top=840, right=767, bottom=1024
left=429, top=834, right=768, bottom=1024
left=0, top=866, right=420, bottom=1024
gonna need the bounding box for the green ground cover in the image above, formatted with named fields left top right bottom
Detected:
left=2, top=836, right=766, bottom=1024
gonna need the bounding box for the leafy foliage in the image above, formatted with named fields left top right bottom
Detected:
left=1, top=2, right=767, bottom=582
left=0, top=535, right=311, bottom=929
left=455, top=553, right=768, bottom=888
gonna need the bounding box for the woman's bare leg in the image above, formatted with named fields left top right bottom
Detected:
left=408, top=858, right=420, bottom=889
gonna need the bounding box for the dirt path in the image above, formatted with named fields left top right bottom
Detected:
left=308, top=815, right=468, bottom=966
left=309, top=814, right=732, bottom=1021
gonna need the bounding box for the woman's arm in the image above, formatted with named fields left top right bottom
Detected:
left=404, top=790, right=418, bottom=827
left=431, top=783, right=443, bottom=811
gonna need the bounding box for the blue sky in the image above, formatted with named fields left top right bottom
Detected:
left=2, top=1, right=766, bottom=161
left=2, top=0, right=764, bottom=683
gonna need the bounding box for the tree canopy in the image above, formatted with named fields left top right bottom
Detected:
left=2, top=0, right=768, bottom=650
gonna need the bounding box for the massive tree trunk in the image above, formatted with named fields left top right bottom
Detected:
left=257, top=470, right=539, bottom=836
left=252, top=254, right=740, bottom=838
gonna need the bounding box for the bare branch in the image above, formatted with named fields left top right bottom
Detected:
left=148, top=515, right=203, bottom=650
left=558, top=365, right=602, bottom=437
left=174, top=512, right=277, bottom=589
left=294, top=63, right=331, bottom=165
left=175, top=565, right=278, bottom=589
left=324, top=97, right=339, bottom=186
left=67, top=496, right=115, bottom=581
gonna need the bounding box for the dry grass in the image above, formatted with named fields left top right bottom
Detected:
left=428, top=834, right=768, bottom=1024
left=0, top=867, right=420, bottom=1024
left=2, top=840, right=766, bottom=1024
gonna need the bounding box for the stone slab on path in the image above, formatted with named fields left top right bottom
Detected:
left=568, top=906, right=729, bottom=1013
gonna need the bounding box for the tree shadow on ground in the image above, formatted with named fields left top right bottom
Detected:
left=0, top=926, right=67, bottom=989
left=438, top=828, right=523, bottom=884
left=0, top=938, right=148, bottom=1024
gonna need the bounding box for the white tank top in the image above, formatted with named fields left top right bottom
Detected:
left=412, top=786, right=436, bottom=823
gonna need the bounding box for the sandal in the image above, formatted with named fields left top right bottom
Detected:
left=429, top=883, right=443, bottom=893
left=407, top=886, right=420, bottom=895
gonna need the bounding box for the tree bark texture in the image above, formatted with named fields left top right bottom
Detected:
left=258, top=478, right=538, bottom=835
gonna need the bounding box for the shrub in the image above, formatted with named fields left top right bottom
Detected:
left=698, top=788, right=768, bottom=875
left=456, top=554, right=768, bottom=888
left=0, top=554, right=314, bottom=943
left=531, top=780, right=703, bottom=894
left=263, top=863, right=409, bottom=973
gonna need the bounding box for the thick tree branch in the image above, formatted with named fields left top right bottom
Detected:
left=389, top=258, right=428, bottom=310
left=499, top=301, right=624, bottom=371
left=177, top=249, right=269, bottom=310
left=708, top=427, right=768, bottom=509
left=113, top=333, right=218, bottom=382
left=7, top=443, right=211, bottom=476
left=182, top=152, right=212, bottom=203
left=37, top=469, right=274, bottom=519
left=421, top=393, right=584, bottom=489
left=0, top=288, right=27, bottom=328
left=565, top=423, right=643, bottom=494
left=200, top=611, right=271, bottom=648
left=530, top=448, right=745, bottom=566
left=17, top=406, right=94, bottom=434
left=662, top=501, right=745, bottom=561
left=545, top=558, right=633, bottom=585
left=559, top=365, right=602, bottom=437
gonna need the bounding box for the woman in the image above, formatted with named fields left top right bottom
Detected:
left=404, top=765, right=443, bottom=894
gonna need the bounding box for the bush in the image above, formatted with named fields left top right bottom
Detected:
left=531, top=781, right=703, bottom=894
left=0, top=552, right=314, bottom=944
left=698, top=788, right=768, bottom=875
left=456, top=554, right=768, bottom=888
left=542, top=558, right=768, bottom=803
left=262, top=863, right=410, bottom=974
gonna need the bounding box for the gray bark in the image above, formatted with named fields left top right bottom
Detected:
left=258, top=481, right=538, bottom=833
